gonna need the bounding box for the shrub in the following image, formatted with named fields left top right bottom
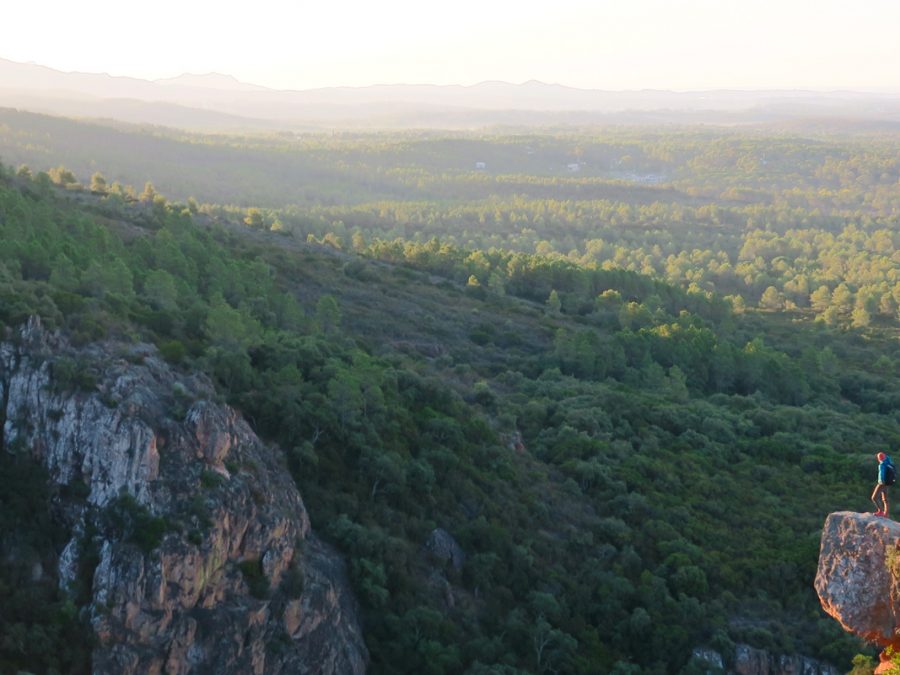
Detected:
left=51, top=356, right=98, bottom=393
left=159, top=339, right=187, bottom=364
left=104, top=493, right=169, bottom=554
left=239, top=559, right=270, bottom=599
left=282, top=562, right=305, bottom=599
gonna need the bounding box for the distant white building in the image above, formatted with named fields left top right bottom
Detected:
left=475, top=162, right=487, bottom=170
left=567, top=163, right=581, bottom=172
left=626, top=172, right=666, bottom=184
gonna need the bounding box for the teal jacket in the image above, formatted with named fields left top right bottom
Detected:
left=879, top=456, right=894, bottom=485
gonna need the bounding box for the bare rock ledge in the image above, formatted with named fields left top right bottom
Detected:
left=815, top=511, right=900, bottom=649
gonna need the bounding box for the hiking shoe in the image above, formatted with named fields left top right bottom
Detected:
left=874, top=511, right=885, bottom=516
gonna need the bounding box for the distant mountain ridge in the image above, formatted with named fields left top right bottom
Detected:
left=154, top=72, right=271, bottom=92
left=0, top=56, right=898, bottom=131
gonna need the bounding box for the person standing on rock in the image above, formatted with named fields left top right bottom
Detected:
left=871, top=452, right=895, bottom=517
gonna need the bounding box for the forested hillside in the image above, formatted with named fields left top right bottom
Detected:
left=1, top=137, right=898, bottom=673
left=2, top=108, right=897, bottom=334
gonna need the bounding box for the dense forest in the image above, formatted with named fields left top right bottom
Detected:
left=2, top=108, right=897, bottom=332
left=0, top=117, right=899, bottom=673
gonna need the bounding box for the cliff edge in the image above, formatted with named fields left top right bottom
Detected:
left=0, top=318, right=368, bottom=674
left=815, top=510, right=900, bottom=651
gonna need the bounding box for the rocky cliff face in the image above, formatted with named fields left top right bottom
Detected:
left=689, top=644, right=838, bottom=675
left=0, top=318, right=368, bottom=674
left=815, top=510, right=900, bottom=650
left=732, top=644, right=838, bottom=675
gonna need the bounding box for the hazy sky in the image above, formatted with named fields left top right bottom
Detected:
left=3, top=0, right=898, bottom=91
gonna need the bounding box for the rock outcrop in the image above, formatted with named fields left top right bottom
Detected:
left=424, top=527, right=466, bottom=571
left=815, top=510, right=900, bottom=649
left=689, top=644, right=838, bottom=675
left=732, top=644, right=838, bottom=675
left=0, top=318, right=368, bottom=674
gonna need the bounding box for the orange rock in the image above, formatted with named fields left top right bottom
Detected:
left=875, top=650, right=896, bottom=675
left=815, top=511, right=900, bottom=647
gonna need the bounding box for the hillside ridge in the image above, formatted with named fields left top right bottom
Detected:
left=2, top=127, right=898, bottom=672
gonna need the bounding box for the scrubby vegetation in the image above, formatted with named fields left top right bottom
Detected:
left=0, top=451, right=92, bottom=673
left=0, top=120, right=897, bottom=673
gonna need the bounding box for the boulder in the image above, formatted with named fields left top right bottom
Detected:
left=425, top=528, right=466, bottom=570
left=815, top=511, right=900, bottom=648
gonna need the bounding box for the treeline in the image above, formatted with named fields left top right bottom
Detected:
left=14, top=159, right=900, bottom=332
left=280, top=203, right=897, bottom=330
left=1, top=108, right=897, bottom=210
left=4, top=109, right=898, bottom=331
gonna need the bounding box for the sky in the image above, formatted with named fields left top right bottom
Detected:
left=2, top=0, right=898, bottom=92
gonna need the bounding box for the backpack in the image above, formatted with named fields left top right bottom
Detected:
left=885, top=459, right=896, bottom=486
